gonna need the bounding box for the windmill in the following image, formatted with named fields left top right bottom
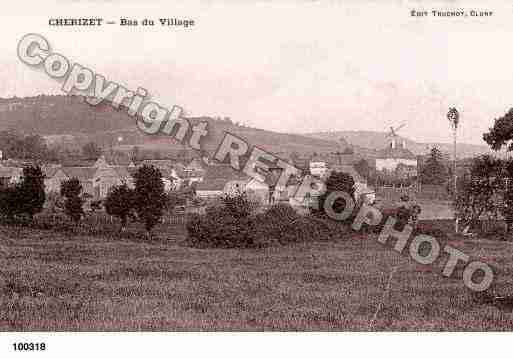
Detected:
left=386, top=123, right=406, bottom=149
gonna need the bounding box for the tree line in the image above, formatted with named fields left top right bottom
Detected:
left=0, top=164, right=174, bottom=237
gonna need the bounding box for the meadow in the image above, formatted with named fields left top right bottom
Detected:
left=1, top=217, right=513, bottom=331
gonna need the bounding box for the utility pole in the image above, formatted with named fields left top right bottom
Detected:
left=447, top=107, right=460, bottom=233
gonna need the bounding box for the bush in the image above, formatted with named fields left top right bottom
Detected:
left=186, top=206, right=257, bottom=248
left=315, top=170, right=355, bottom=220
left=220, top=191, right=258, bottom=219
left=262, top=203, right=300, bottom=223
left=254, top=213, right=347, bottom=245
left=60, top=178, right=85, bottom=223
left=0, top=166, right=46, bottom=221
left=186, top=198, right=351, bottom=248
left=16, top=166, right=46, bottom=219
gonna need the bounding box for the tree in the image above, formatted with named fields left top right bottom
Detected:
left=453, top=155, right=503, bottom=231
left=499, top=159, right=513, bottom=234
left=421, top=147, right=448, bottom=185
left=82, top=142, right=102, bottom=159
left=315, top=170, right=355, bottom=218
left=17, top=166, right=46, bottom=220
left=60, top=178, right=85, bottom=223
left=483, top=108, right=513, bottom=151
left=133, top=165, right=167, bottom=237
left=105, top=184, right=135, bottom=231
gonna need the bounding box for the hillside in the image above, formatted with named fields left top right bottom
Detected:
left=307, top=131, right=495, bottom=159
left=0, top=95, right=497, bottom=160
left=0, top=95, right=344, bottom=156
left=0, top=95, right=135, bottom=135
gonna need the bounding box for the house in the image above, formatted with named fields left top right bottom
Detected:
left=375, top=140, right=417, bottom=172
left=195, top=165, right=249, bottom=199
left=186, top=158, right=205, bottom=172
left=112, top=166, right=135, bottom=188
left=140, top=159, right=176, bottom=171
left=61, top=167, right=98, bottom=197
left=396, top=163, right=418, bottom=179
left=42, top=155, right=135, bottom=199
left=0, top=167, right=22, bottom=188
left=182, top=169, right=204, bottom=186
left=309, top=161, right=328, bottom=177
left=43, top=166, right=69, bottom=194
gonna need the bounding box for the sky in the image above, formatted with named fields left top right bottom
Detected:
left=1, top=0, right=513, bottom=145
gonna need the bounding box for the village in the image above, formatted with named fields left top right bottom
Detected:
left=0, top=125, right=425, bottom=217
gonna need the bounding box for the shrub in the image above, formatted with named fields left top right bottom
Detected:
left=16, top=166, right=46, bottom=220
left=60, top=178, right=85, bottom=223
left=315, top=170, right=355, bottom=219
left=186, top=192, right=261, bottom=247
left=186, top=198, right=351, bottom=248
left=220, top=191, right=257, bottom=219
left=186, top=206, right=257, bottom=248
left=0, top=166, right=46, bottom=222
left=263, top=203, right=300, bottom=223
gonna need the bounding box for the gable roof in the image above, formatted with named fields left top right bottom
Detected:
left=377, top=146, right=416, bottom=160
left=42, top=166, right=63, bottom=179
left=112, top=166, right=131, bottom=179
left=141, top=159, right=176, bottom=169
left=0, top=167, right=22, bottom=178
left=93, top=156, right=110, bottom=168
left=195, top=165, right=249, bottom=191
left=62, top=167, right=98, bottom=181
left=60, top=159, right=97, bottom=167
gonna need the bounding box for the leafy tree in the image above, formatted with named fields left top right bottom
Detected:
left=421, top=147, right=448, bottom=185
left=453, top=155, right=503, bottom=231
left=316, top=170, right=355, bottom=218
left=499, top=159, right=513, bottom=234
left=82, top=142, right=102, bottom=160
left=17, top=166, right=46, bottom=220
left=483, top=108, right=513, bottom=151
left=60, top=178, right=85, bottom=223
left=105, top=184, right=135, bottom=231
left=133, top=165, right=167, bottom=236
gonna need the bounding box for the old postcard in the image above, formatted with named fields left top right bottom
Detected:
left=0, top=0, right=512, bottom=356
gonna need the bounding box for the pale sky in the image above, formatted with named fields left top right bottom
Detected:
left=2, top=0, right=513, bottom=145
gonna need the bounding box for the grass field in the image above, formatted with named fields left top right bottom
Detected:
left=1, top=222, right=513, bottom=331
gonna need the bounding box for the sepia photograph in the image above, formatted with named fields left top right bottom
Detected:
left=1, top=0, right=513, bottom=356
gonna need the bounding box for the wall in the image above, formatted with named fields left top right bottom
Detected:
left=376, top=158, right=417, bottom=171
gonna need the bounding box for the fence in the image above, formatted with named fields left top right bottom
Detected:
left=375, top=184, right=450, bottom=202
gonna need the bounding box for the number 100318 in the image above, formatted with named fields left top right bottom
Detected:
left=12, top=342, right=46, bottom=351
